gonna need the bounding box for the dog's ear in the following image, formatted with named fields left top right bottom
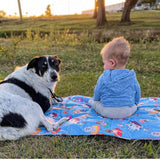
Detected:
left=27, top=57, right=39, bottom=70
left=58, top=58, right=61, bottom=65
left=55, top=56, right=61, bottom=65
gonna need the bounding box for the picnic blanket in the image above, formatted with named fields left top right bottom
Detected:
left=33, top=95, right=160, bottom=140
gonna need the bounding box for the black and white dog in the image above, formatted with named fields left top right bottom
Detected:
left=0, top=55, right=68, bottom=141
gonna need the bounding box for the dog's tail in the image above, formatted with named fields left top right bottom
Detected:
left=0, top=127, right=32, bottom=141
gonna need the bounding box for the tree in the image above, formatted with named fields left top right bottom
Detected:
left=0, top=10, right=6, bottom=18
left=17, top=0, right=23, bottom=21
left=26, top=12, right=28, bottom=17
left=121, top=0, right=138, bottom=23
left=96, top=0, right=107, bottom=26
left=45, top=5, right=52, bottom=16
left=93, top=0, right=97, bottom=18
left=14, top=12, right=17, bottom=17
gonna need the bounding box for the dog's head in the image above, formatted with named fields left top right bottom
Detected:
left=27, top=55, right=61, bottom=82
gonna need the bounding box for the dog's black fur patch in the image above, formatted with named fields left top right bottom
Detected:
left=0, top=78, right=50, bottom=113
left=0, top=113, right=27, bottom=128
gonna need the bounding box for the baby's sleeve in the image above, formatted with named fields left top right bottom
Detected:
left=135, top=78, right=141, bottom=105
left=93, top=75, right=102, bottom=101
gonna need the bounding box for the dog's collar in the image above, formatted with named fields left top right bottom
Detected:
left=48, top=88, right=63, bottom=103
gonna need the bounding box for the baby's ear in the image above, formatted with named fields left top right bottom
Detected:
left=27, top=57, right=40, bottom=70
left=109, top=59, right=116, bottom=67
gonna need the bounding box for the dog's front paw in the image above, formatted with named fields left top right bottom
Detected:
left=46, top=117, right=70, bottom=131
left=58, top=117, right=70, bottom=125
left=52, top=124, right=59, bottom=130
left=53, top=117, right=70, bottom=130
left=46, top=125, right=59, bottom=132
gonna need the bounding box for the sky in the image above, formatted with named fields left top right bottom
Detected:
left=0, top=0, right=125, bottom=17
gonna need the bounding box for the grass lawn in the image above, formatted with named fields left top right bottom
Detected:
left=0, top=10, right=160, bottom=158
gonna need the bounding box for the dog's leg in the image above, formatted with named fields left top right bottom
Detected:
left=55, top=117, right=70, bottom=127
left=52, top=117, right=70, bottom=130
left=40, top=115, right=54, bottom=131
left=40, top=115, right=69, bottom=131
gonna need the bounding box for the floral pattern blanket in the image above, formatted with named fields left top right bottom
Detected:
left=33, top=95, right=160, bottom=140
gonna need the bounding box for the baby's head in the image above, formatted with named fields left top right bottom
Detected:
left=100, top=37, right=130, bottom=70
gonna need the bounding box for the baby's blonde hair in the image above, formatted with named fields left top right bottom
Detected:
left=101, top=37, right=130, bottom=66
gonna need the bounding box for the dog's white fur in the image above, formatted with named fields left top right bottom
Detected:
left=0, top=56, right=68, bottom=141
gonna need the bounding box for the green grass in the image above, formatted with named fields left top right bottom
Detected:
left=0, top=11, right=160, bottom=34
left=1, top=136, right=160, bottom=158
left=0, top=11, right=160, bottom=158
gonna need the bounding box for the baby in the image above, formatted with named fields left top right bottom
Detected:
left=89, top=37, right=141, bottom=119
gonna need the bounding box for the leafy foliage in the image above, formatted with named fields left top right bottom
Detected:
left=45, top=5, right=52, bottom=16
left=0, top=10, right=6, bottom=18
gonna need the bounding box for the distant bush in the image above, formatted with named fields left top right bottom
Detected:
left=0, top=10, right=6, bottom=18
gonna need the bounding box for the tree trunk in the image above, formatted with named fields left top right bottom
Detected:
left=93, top=0, right=97, bottom=18
left=96, top=0, right=107, bottom=26
left=121, top=0, right=138, bottom=22
left=17, top=0, right=23, bottom=22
